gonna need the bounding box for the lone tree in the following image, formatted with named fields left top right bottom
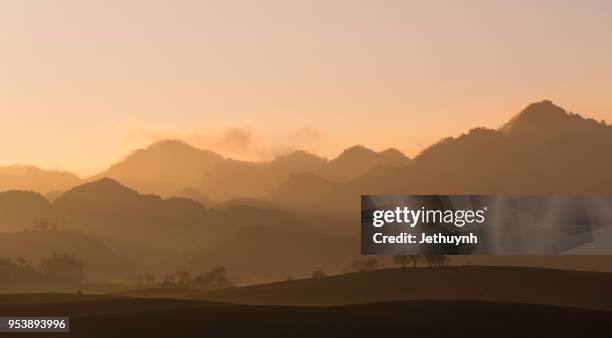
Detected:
left=393, top=254, right=421, bottom=268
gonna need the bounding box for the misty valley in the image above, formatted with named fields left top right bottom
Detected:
left=2, top=101, right=612, bottom=337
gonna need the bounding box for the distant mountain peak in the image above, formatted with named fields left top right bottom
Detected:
left=175, top=187, right=214, bottom=207
left=274, top=149, right=322, bottom=161
left=334, top=145, right=378, bottom=161
left=378, top=148, right=410, bottom=162
left=500, top=100, right=608, bottom=136
left=146, top=139, right=198, bottom=151
left=62, top=177, right=136, bottom=197
left=269, top=150, right=325, bottom=169
left=0, top=164, right=77, bottom=176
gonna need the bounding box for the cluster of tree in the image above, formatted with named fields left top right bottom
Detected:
left=393, top=254, right=449, bottom=268
left=30, top=218, right=59, bottom=231
left=352, top=258, right=379, bottom=272
left=350, top=254, right=449, bottom=273
left=161, top=266, right=232, bottom=290
left=0, top=254, right=85, bottom=290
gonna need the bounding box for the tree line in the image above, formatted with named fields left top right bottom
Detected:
left=0, top=254, right=84, bottom=290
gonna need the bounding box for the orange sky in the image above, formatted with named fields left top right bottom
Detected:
left=1, top=1, right=611, bottom=176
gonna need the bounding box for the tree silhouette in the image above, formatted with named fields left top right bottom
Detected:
left=393, top=254, right=421, bottom=268
left=193, top=266, right=231, bottom=289
left=423, top=255, right=449, bottom=267
left=311, top=269, right=326, bottom=278
left=176, top=270, right=192, bottom=285
left=352, top=258, right=378, bottom=272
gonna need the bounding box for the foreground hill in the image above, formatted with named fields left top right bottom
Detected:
left=0, top=165, right=80, bottom=195
left=0, top=296, right=609, bottom=338
left=190, top=266, right=612, bottom=311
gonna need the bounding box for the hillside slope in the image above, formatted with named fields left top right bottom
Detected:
left=191, top=266, right=612, bottom=311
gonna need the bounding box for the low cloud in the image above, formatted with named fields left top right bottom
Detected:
left=207, top=128, right=255, bottom=154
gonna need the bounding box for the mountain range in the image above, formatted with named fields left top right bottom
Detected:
left=2, top=100, right=612, bottom=280
left=268, top=100, right=612, bottom=216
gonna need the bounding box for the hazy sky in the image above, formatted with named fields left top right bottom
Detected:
left=1, top=0, right=611, bottom=175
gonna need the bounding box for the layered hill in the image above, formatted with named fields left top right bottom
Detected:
left=0, top=165, right=80, bottom=194
left=0, top=230, right=135, bottom=281
left=174, top=187, right=214, bottom=208
left=268, top=100, right=612, bottom=216
left=200, top=147, right=409, bottom=201
left=0, top=190, right=50, bottom=232
left=185, top=225, right=358, bottom=279
left=90, top=140, right=225, bottom=197
left=86, top=139, right=409, bottom=201
left=1, top=178, right=304, bottom=271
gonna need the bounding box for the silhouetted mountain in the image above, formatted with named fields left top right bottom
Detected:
left=34, top=178, right=302, bottom=269
left=378, top=147, right=411, bottom=164
left=320, top=145, right=410, bottom=181
left=0, top=190, right=50, bottom=232
left=0, top=165, right=80, bottom=194
left=267, top=173, right=351, bottom=215
left=500, top=100, right=609, bottom=137
left=268, top=150, right=326, bottom=172
left=0, top=230, right=135, bottom=281
left=270, top=101, right=612, bottom=219
left=199, top=150, right=325, bottom=201
left=200, top=147, right=409, bottom=201
left=91, top=140, right=225, bottom=197
left=44, top=190, right=64, bottom=203
left=175, top=187, right=214, bottom=207
left=186, top=225, right=357, bottom=279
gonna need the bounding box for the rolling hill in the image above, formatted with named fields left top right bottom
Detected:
left=200, top=147, right=410, bottom=201
left=0, top=296, right=609, bottom=338
left=189, top=266, right=612, bottom=311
